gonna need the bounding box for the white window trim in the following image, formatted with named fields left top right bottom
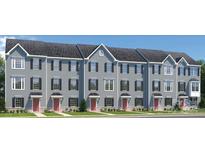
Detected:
left=191, top=81, right=200, bottom=92
left=104, top=79, right=114, bottom=91
left=11, top=77, right=25, bottom=90
left=33, top=58, right=39, bottom=70
left=164, top=65, right=173, bottom=75
left=164, top=81, right=173, bottom=92
left=11, top=57, right=25, bottom=69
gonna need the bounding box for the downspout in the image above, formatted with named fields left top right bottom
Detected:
left=116, top=61, right=119, bottom=108
left=45, top=56, right=48, bottom=111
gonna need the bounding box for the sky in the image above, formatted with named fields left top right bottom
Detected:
left=0, top=35, right=205, bottom=60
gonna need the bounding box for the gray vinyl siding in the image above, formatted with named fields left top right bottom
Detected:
left=5, top=44, right=201, bottom=112
left=84, top=46, right=118, bottom=110
left=5, top=46, right=47, bottom=112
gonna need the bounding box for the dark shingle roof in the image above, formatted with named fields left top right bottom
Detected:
left=5, top=39, right=198, bottom=65
left=137, top=48, right=199, bottom=65
left=169, top=52, right=199, bottom=65
left=107, top=47, right=146, bottom=62
left=6, top=39, right=82, bottom=58
left=137, top=48, right=169, bottom=62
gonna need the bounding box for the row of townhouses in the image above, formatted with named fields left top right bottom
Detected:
left=5, top=39, right=201, bottom=112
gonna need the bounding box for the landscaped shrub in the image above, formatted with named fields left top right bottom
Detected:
left=199, top=97, right=205, bottom=108
left=79, top=99, right=87, bottom=112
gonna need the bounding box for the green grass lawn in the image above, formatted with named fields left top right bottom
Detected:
left=0, top=112, right=36, bottom=117
left=64, top=111, right=104, bottom=116
left=104, top=111, right=145, bottom=115
left=43, top=112, right=63, bottom=117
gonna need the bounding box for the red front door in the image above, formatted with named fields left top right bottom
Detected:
left=54, top=98, right=60, bottom=112
left=180, top=99, right=184, bottom=108
left=122, top=98, right=128, bottom=110
left=154, top=98, right=158, bottom=110
left=33, top=98, right=40, bottom=112
left=91, top=99, right=96, bottom=111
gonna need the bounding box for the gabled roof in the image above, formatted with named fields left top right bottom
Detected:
left=137, top=48, right=168, bottom=62
left=107, top=47, right=146, bottom=62
left=6, top=39, right=83, bottom=59
left=137, top=48, right=199, bottom=65
left=169, top=52, right=199, bottom=65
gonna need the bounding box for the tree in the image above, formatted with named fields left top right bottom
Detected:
left=197, top=60, right=205, bottom=97
left=0, top=55, right=5, bottom=111
left=79, top=99, right=87, bottom=112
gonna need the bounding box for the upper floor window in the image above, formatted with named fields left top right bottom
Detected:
left=31, top=58, right=42, bottom=70
left=164, top=64, right=173, bottom=75
left=12, top=97, right=24, bottom=108
left=88, top=79, right=98, bottom=90
left=69, top=61, right=79, bottom=72
left=104, top=62, right=114, bottom=73
left=191, top=81, right=199, bottom=92
left=152, top=64, right=161, bottom=74
left=135, top=80, right=143, bottom=91
left=152, top=80, right=160, bottom=91
left=120, top=80, right=129, bottom=91
left=30, top=77, right=42, bottom=90
left=11, top=57, right=25, bottom=69
left=178, top=82, right=186, bottom=92
left=104, top=79, right=114, bottom=91
left=104, top=98, right=114, bottom=107
left=135, top=98, right=143, bottom=106
left=164, top=80, right=173, bottom=92
left=178, top=65, right=186, bottom=76
left=68, top=98, right=78, bottom=107
left=51, top=78, right=62, bottom=90
left=189, top=67, right=199, bottom=76
left=88, top=61, right=98, bottom=72
left=68, top=79, right=79, bottom=90
left=135, top=64, right=143, bottom=74
left=51, top=60, right=62, bottom=71
left=11, top=76, right=25, bottom=90
left=120, top=64, right=129, bottom=74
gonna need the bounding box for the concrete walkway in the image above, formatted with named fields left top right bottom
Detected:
left=55, top=112, right=72, bottom=117
left=33, top=112, right=47, bottom=117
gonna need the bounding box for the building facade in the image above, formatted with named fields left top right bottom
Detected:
left=5, top=39, right=201, bottom=112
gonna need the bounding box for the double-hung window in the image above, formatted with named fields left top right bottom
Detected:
left=11, top=57, right=25, bottom=69
left=190, top=67, right=199, bottom=76
left=178, top=82, right=186, bottom=92
left=89, top=61, right=98, bottom=72
left=68, top=79, right=78, bottom=90
left=89, top=79, right=98, bottom=90
left=152, top=80, right=160, bottom=91
left=164, top=64, right=173, bottom=75
left=51, top=78, right=61, bottom=90
left=165, top=98, right=172, bottom=106
left=105, top=62, right=114, bottom=73
left=11, top=76, right=25, bottom=90
left=178, top=65, right=185, bottom=76
left=122, top=64, right=128, bottom=74
left=153, top=65, right=160, bottom=74
left=164, top=80, right=173, bottom=92
left=31, top=77, right=42, bottom=90
left=135, top=64, right=142, bottom=74
left=135, top=80, right=143, bottom=91
left=135, top=98, right=143, bottom=106
left=12, top=97, right=24, bottom=108
left=68, top=98, right=78, bottom=107
left=104, top=79, right=114, bottom=91
left=104, top=98, right=114, bottom=107
left=191, top=81, right=199, bottom=92
left=120, top=80, right=129, bottom=91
